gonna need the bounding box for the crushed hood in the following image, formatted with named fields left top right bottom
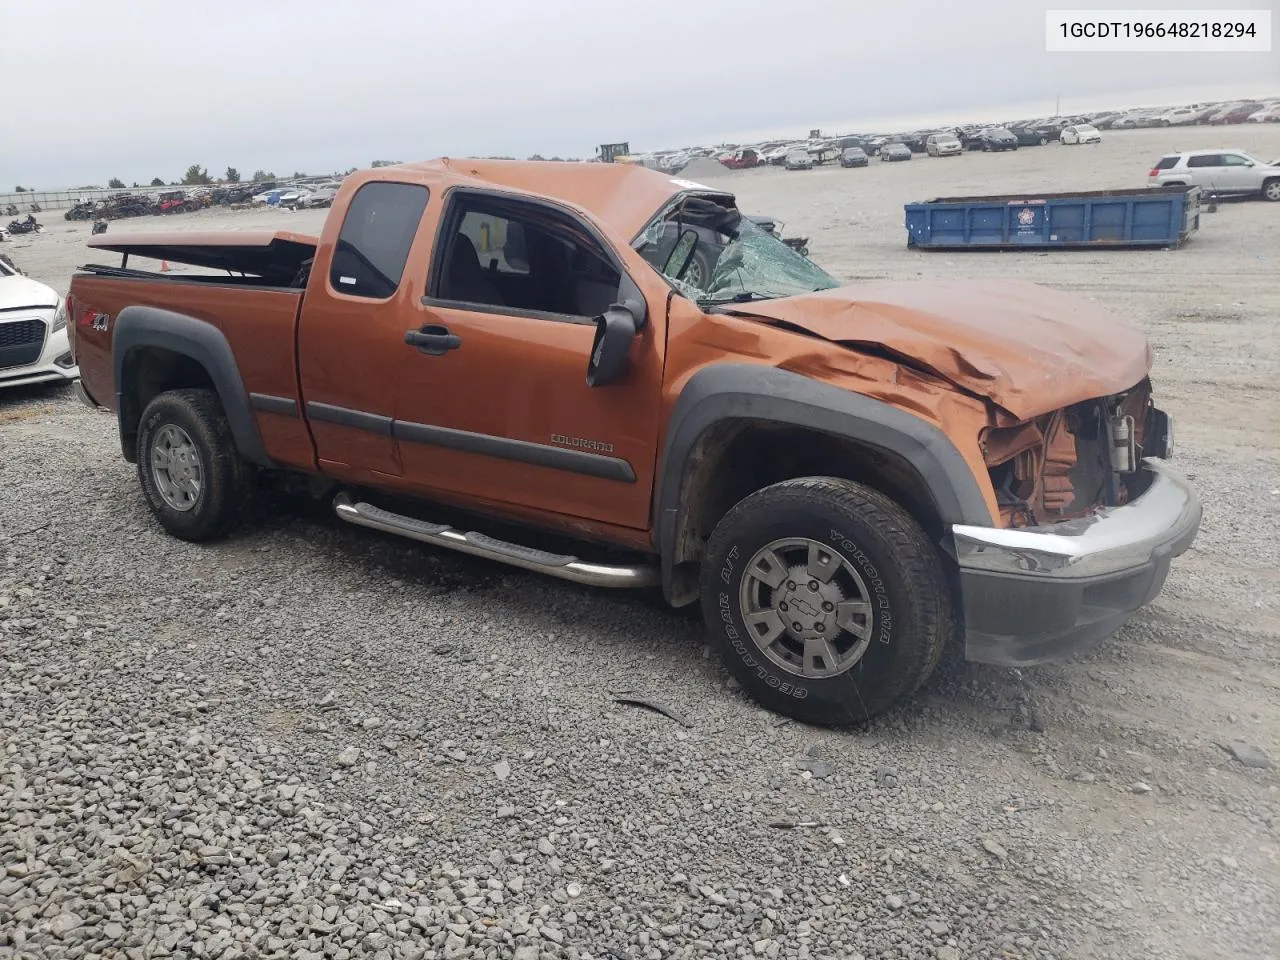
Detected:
left=0, top=273, right=59, bottom=310
left=726, top=279, right=1152, bottom=420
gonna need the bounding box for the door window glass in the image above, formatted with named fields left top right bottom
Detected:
left=432, top=197, right=621, bottom=320
left=330, top=182, right=430, bottom=299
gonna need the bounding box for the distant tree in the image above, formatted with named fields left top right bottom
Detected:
left=224, top=167, right=240, bottom=183
left=528, top=154, right=546, bottom=161
left=108, top=177, right=125, bottom=189
left=344, top=167, right=357, bottom=175
left=132, top=182, right=139, bottom=188
left=251, top=169, right=275, bottom=182
left=14, top=185, right=26, bottom=192
left=181, top=164, right=212, bottom=186
left=291, top=170, right=306, bottom=179
left=150, top=177, right=165, bottom=187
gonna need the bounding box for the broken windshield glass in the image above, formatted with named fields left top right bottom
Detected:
left=634, top=196, right=838, bottom=305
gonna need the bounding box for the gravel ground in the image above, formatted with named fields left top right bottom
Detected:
left=3, top=126, right=1278, bottom=960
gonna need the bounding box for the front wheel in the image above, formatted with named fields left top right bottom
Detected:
left=136, top=388, right=254, bottom=541
left=700, top=477, right=952, bottom=726
left=1262, top=179, right=1280, bottom=202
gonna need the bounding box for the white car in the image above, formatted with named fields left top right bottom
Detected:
left=0, top=256, right=78, bottom=390
left=925, top=133, right=962, bottom=156
left=1148, top=149, right=1280, bottom=200
left=1248, top=106, right=1280, bottom=123
left=1060, top=124, right=1102, bottom=145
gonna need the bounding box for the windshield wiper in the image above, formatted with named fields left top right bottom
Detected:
left=698, top=291, right=773, bottom=305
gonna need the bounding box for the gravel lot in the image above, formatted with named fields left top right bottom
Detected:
left=3, top=126, right=1278, bottom=960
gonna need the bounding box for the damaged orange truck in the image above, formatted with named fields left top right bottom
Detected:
left=66, top=159, right=1200, bottom=725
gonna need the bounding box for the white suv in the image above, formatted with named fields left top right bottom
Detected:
left=1148, top=149, right=1280, bottom=201
left=0, top=255, right=78, bottom=390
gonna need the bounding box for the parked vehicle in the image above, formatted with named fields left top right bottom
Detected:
left=1112, top=110, right=1159, bottom=129
left=1013, top=122, right=1062, bottom=146
left=6, top=216, right=43, bottom=235
left=977, top=127, right=1018, bottom=152
left=1060, top=124, right=1102, bottom=145
left=880, top=143, right=912, bottom=162
left=838, top=147, right=869, bottom=167
left=1156, top=106, right=1208, bottom=126
left=1207, top=102, right=1261, bottom=125
left=304, top=186, right=340, bottom=208
left=784, top=149, right=813, bottom=170
left=721, top=149, right=761, bottom=170
left=0, top=254, right=78, bottom=389
left=1248, top=105, right=1280, bottom=123
left=1148, top=150, right=1280, bottom=200
left=66, top=158, right=1199, bottom=726
left=925, top=133, right=962, bottom=157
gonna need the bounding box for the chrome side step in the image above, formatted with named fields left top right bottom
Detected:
left=332, top=493, right=658, bottom=589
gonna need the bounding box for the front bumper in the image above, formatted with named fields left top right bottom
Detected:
left=952, top=458, right=1201, bottom=666
left=0, top=324, right=79, bottom=389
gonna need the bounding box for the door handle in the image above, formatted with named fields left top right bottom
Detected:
left=405, top=324, right=461, bottom=356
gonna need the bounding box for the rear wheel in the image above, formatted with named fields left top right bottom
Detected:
left=136, top=388, right=254, bottom=541
left=1263, top=179, right=1280, bottom=202
left=700, top=477, right=952, bottom=726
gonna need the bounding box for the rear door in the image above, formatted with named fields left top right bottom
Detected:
left=1185, top=154, right=1226, bottom=192
left=297, top=180, right=431, bottom=482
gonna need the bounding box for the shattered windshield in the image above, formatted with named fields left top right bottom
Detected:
left=634, top=195, right=839, bottom=305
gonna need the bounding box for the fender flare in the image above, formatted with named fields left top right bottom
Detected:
left=113, top=305, right=271, bottom=467
left=653, top=364, right=994, bottom=597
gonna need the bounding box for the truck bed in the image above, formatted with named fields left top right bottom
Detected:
left=84, top=230, right=317, bottom=287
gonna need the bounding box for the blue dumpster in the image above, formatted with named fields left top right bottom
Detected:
left=905, top=185, right=1201, bottom=250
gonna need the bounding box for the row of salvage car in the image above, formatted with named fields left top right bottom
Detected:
left=63, top=180, right=342, bottom=223
left=637, top=96, right=1277, bottom=176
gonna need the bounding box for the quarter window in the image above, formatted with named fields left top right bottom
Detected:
left=330, top=182, right=430, bottom=299
left=1154, top=156, right=1179, bottom=170
left=1221, top=154, right=1252, bottom=167
left=1186, top=155, right=1222, bottom=168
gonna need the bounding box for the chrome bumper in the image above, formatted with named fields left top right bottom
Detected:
left=952, top=458, right=1201, bottom=665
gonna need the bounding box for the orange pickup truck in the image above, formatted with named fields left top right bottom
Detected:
left=66, top=159, right=1200, bottom=725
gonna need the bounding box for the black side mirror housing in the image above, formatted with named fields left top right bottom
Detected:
left=587, top=303, right=638, bottom=387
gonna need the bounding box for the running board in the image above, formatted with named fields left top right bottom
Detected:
left=332, top=493, right=658, bottom=589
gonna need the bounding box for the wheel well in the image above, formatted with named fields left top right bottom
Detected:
left=665, top=419, right=947, bottom=605
left=119, top=346, right=215, bottom=461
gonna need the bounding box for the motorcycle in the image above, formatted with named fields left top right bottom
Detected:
left=6, top=217, right=43, bottom=235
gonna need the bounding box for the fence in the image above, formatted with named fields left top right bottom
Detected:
left=0, top=185, right=187, bottom=213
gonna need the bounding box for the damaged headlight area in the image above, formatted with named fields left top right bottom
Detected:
left=982, top=380, right=1174, bottom=527
left=51, top=297, right=68, bottom=333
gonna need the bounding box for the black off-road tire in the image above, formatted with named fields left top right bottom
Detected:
left=700, top=477, right=952, bottom=726
left=136, top=388, right=254, bottom=542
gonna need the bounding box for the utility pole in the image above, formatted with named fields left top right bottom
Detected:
left=1055, top=94, right=1061, bottom=117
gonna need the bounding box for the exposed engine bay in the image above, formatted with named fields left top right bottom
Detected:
left=981, top=378, right=1173, bottom=527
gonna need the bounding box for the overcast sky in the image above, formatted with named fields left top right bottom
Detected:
left=2, top=0, right=1275, bottom=188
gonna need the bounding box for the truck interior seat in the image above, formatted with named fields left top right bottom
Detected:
left=443, top=234, right=504, bottom=306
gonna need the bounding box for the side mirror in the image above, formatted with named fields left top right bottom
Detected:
left=586, top=302, right=639, bottom=387
left=662, top=228, right=699, bottom=281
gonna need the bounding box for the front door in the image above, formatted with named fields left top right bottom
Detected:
left=1217, top=153, right=1260, bottom=192
left=392, top=191, right=666, bottom=532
